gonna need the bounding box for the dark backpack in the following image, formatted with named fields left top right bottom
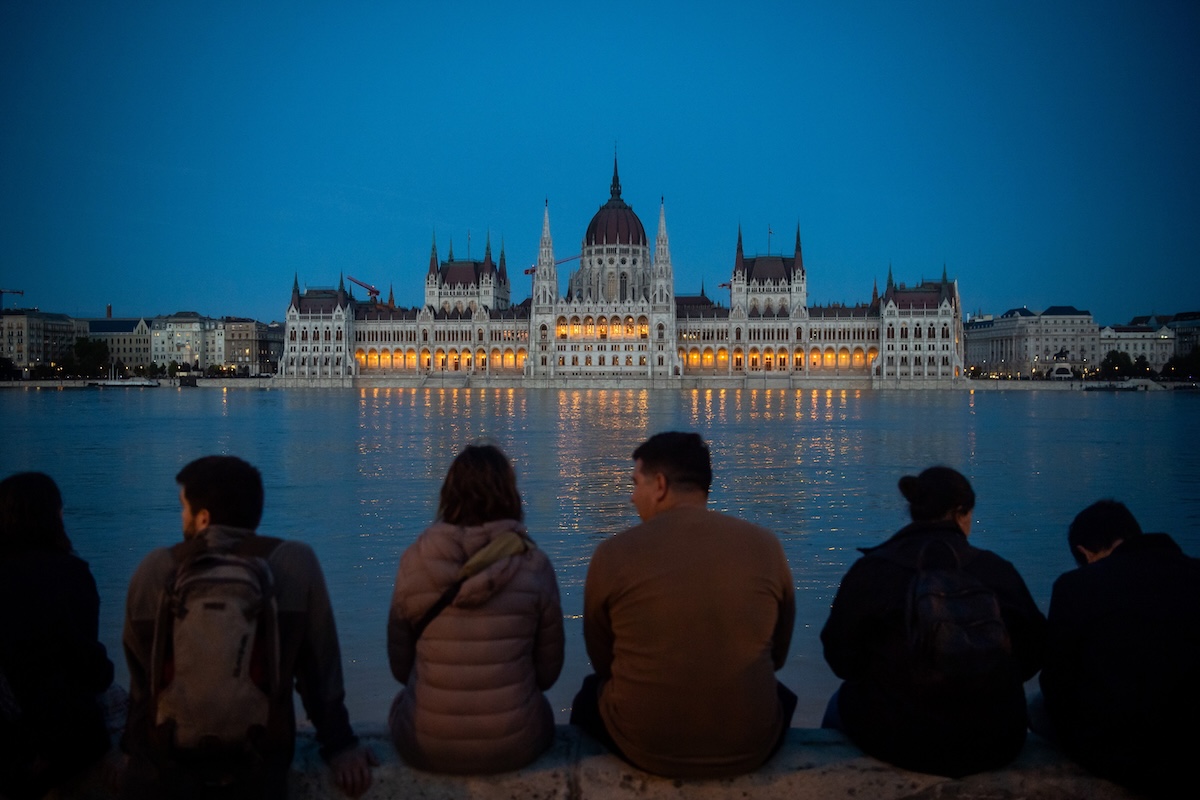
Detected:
left=902, top=538, right=1013, bottom=692
left=150, top=536, right=282, bottom=773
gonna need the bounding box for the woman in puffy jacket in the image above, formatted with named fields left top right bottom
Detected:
left=387, top=444, right=564, bottom=774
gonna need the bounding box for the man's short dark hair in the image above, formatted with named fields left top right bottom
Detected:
left=1068, top=499, right=1142, bottom=566
left=632, top=432, right=712, bottom=495
left=176, top=455, right=264, bottom=530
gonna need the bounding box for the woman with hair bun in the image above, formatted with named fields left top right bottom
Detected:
left=0, top=472, right=115, bottom=799
left=386, top=444, right=564, bottom=774
left=820, top=466, right=1046, bottom=778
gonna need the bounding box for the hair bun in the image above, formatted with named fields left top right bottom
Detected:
left=898, top=474, right=923, bottom=504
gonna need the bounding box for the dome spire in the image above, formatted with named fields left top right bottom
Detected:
left=610, top=152, right=622, bottom=200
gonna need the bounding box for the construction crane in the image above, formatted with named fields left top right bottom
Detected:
left=523, top=255, right=580, bottom=275
left=346, top=275, right=380, bottom=303
left=0, top=288, right=24, bottom=310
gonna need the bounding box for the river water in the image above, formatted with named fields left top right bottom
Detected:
left=3, top=386, right=1198, bottom=726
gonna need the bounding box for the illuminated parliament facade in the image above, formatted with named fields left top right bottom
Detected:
left=277, top=163, right=964, bottom=388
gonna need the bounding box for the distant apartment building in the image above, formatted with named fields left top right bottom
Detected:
left=1099, top=323, right=1175, bottom=372
left=86, top=317, right=152, bottom=369
left=1141, top=311, right=1200, bottom=358
left=223, top=317, right=284, bottom=376
left=1, top=309, right=87, bottom=372
left=151, top=311, right=208, bottom=368
left=964, top=305, right=1099, bottom=377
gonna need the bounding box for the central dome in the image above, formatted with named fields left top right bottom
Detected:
left=584, top=159, right=647, bottom=247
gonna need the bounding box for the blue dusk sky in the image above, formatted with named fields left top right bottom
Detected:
left=2, top=1, right=1197, bottom=327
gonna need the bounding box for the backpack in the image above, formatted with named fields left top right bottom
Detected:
left=150, top=536, right=282, bottom=767
left=902, top=538, right=1013, bottom=692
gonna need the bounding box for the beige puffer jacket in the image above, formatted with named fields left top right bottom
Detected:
left=387, top=519, right=564, bottom=774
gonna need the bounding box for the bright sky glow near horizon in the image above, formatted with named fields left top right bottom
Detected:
left=2, top=1, right=1197, bottom=327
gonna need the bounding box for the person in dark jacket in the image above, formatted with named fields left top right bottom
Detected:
left=1039, top=500, right=1200, bottom=798
left=821, top=466, right=1046, bottom=777
left=0, top=472, right=114, bottom=800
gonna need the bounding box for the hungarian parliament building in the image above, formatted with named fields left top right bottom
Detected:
left=277, top=163, right=964, bottom=388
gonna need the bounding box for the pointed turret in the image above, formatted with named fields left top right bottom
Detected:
left=387, top=284, right=395, bottom=308
left=483, top=232, right=494, bottom=274
left=498, top=239, right=508, bottom=282
left=794, top=224, right=805, bottom=274
left=654, top=197, right=672, bottom=274
left=337, top=274, right=347, bottom=308
left=428, top=233, right=438, bottom=277
left=734, top=225, right=745, bottom=274
left=610, top=154, right=622, bottom=200
left=887, top=262, right=895, bottom=291
left=290, top=273, right=301, bottom=309
left=872, top=278, right=879, bottom=306
left=942, top=263, right=949, bottom=283
left=534, top=199, right=557, bottom=306
left=447, top=239, right=455, bottom=262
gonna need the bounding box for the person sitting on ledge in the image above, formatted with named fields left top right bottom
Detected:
left=122, top=455, right=375, bottom=798
left=1038, top=500, right=1200, bottom=798
left=571, top=431, right=796, bottom=779
left=387, top=443, right=564, bottom=774
left=821, top=466, right=1046, bottom=777
left=0, top=472, right=115, bottom=800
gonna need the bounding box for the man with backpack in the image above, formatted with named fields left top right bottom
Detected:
left=820, top=466, right=1046, bottom=777
left=121, top=455, right=375, bottom=798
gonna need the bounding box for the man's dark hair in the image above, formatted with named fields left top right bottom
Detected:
left=0, top=472, right=73, bottom=557
left=1068, top=499, right=1142, bottom=566
left=438, top=443, right=524, bottom=526
left=632, top=432, right=712, bottom=494
left=176, top=455, right=264, bottom=530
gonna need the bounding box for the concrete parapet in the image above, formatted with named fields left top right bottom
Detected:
left=43, top=726, right=1141, bottom=799
left=287, top=726, right=1137, bottom=800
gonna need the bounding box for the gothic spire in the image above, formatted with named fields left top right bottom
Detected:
left=290, top=273, right=301, bottom=309
left=794, top=223, right=805, bottom=274
left=498, top=238, right=508, bottom=282
left=428, top=232, right=438, bottom=277
left=734, top=225, right=745, bottom=274
left=610, top=153, right=622, bottom=200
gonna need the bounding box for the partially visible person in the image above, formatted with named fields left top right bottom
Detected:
left=572, top=431, right=796, bottom=779
left=388, top=443, right=564, bottom=774
left=821, top=466, right=1046, bottom=777
left=122, top=455, right=375, bottom=798
left=0, top=472, right=114, bottom=799
left=1039, top=500, right=1200, bottom=798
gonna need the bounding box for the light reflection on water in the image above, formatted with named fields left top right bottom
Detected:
left=2, top=387, right=1197, bottom=726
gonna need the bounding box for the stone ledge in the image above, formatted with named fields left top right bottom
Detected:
left=282, top=726, right=1139, bottom=800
